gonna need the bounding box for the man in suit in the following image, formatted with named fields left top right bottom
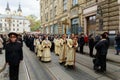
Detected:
left=5, top=32, right=23, bottom=80
left=78, top=33, right=85, bottom=54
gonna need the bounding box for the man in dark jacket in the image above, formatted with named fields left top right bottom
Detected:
left=88, top=34, right=95, bottom=57
left=5, top=32, right=23, bottom=80
left=115, top=33, right=120, bottom=55
left=78, top=33, right=85, bottom=54
left=94, top=32, right=109, bottom=73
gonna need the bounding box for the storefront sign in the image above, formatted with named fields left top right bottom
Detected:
left=83, top=5, right=97, bottom=15
left=109, top=31, right=116, bottom=34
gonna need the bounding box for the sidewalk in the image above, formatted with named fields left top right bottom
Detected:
left=84, top=45, right=120, bottom=63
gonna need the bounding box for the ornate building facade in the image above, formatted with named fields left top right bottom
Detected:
left=0, top=3, right=30, bottom=33
left=40, top=0, right=85, bottom=34
left=40, top=0, right=120, bottom=35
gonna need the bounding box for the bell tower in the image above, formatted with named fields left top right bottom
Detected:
left=5, top=2, right=11, bottom=15
left=17, top=3, right=22, bottom=16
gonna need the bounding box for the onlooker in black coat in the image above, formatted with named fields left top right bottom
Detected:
left=78, top=33, right=85, bottom=54
left=29, top=36, right=35, bottom=52
left=94, top=33, right=109, bottom=73
left=88, top=34, right=95, bottom=57
left=115, top=33, right=120, bottom=55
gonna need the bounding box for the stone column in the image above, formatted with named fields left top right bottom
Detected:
left=84, top=17, right=87, bottom=34
left=118, top=0, right=120, bottom=32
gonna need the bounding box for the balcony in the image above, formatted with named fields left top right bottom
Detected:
left=71, top=4, right=79, bottom=10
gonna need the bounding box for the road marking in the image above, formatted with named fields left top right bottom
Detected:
left=23, top=60, right=31, bottom=80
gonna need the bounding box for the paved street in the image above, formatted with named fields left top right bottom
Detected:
left=0, top=44, right=120, bottom=80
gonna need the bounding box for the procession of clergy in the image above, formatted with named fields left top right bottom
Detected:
left=32, top=34, right=78, bottom=68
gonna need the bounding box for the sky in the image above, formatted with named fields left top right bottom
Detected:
left=0, top=0, right=40, bottom=18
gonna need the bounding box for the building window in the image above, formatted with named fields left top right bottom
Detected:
left=13, top=24, right=15, bottom=27
left=17, top=24, right=19, bottom=27
left=41, top=16, right=43, bottom=23
left=63, top=0, right=67, bottom=11
left=13, top=28, right=15, bottom=31
left=0, top=23, right=2, bottom=27
left=88, top=15, right=96, bottom=25
left=71, top=18, right=79, bottom=34
left=5, top=23, right=7, bottom=27
left=54, top=6, right=57, bottom=17
left=50, top=10, right=52, bottom=19
left=5, top=19, right=7, bottom=22
left=72, top=0, right=78, bottom=6
left=45, top=13, right=48, bottom=21
left=17, top=28, right=19, bottom=31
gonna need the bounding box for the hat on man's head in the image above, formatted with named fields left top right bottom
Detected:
left=8, top=32, right=18, bottom=38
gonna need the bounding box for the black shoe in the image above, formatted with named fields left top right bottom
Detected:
left=90, top=55, right=94, bottom=57
left=59, top=63, right=63, bottom=65
left=39, top=57, right=41, bottom=61
left=59, top=62, right=65, bottom=65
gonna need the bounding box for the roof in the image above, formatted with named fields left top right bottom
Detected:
left=0, top=14, right=27, bottom=20
left=18, top=4, right=22, bottom=12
